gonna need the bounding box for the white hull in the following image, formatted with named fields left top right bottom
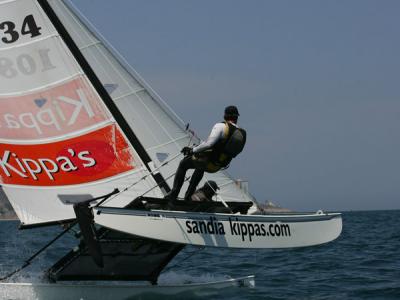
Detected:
left=0, top=275, right=255, bottom=300
left=94, top=208, right=342, bottom=248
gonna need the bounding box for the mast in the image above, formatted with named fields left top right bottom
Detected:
left=36, top=0, right=170, bottom=194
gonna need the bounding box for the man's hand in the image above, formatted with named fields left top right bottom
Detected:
left=181, top=146, right=193, bottom=156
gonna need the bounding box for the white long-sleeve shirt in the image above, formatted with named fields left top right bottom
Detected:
left=193, top=122, right=237, bottom=153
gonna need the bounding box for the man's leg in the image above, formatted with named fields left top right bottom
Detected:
left=184, top=169, right=205, bottom=200
left=166, top=156, right=195, bottom=200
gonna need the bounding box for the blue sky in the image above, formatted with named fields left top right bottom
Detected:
left=72, top=0, right=400, bottom=211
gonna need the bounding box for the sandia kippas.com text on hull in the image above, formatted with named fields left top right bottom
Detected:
left=186, top=216, right=291, bottom=242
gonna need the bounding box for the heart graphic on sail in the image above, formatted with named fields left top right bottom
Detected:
left=34, top=98, right=47, bottom=108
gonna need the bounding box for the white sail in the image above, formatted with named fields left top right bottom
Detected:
left=49, top=0, right=257, bottom=205
left=0, top=0, right=163, bottom=226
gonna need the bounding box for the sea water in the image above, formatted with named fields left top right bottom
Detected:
left=0, top=210, right=399, bottom=300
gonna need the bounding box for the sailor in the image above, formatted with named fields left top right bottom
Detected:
left=190, top=181, right=219, bottom=202
left=166, top=105, right=246, bottom=200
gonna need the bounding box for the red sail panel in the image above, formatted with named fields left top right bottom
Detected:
left=0, top=124, right=136, bottom=186
left=0, top=77, right=111, bottom=140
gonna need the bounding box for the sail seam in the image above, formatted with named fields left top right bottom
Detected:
left=0, top=33, right=59, bottom=51
left=112, top=89, right=147, bottom=102
left=79, top=40, right=102, bottom=51
left=0, top=0, right=19, bottom=5
left=0, top=119, right=114, bottom=144
left=0, top=72, right=84, bottom=97
left=60, top=0, right=99, bottom=53
left=146, top=135, right=188, bottom=152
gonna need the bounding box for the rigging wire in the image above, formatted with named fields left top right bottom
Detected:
left=0, top=221, right=77, bottom=282
left=139, top=174, right=192, bottom=199
left=205, top=181, right=233, bottom=213
left=92, top=151, right=182, bottom=207
left=97, top=127, right=196, bottom=207
left=99, top=172, right=193, bottom=208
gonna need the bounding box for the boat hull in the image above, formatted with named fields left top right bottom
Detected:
left=0, top=276, right=254, bottom=300
left=94, top=208, right=342, bottom=249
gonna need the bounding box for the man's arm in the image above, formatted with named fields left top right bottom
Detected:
left=193, top=123, right=225, bottom=153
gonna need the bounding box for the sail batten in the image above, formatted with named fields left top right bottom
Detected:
left=77, top=41, right=101, bottom=51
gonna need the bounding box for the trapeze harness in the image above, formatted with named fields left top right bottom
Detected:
left=193, top=122, right=247, bottom=173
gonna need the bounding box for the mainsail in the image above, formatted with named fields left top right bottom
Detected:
left=0, top=0, right=255, bottom=227
left=0, top=0, right=164, bottom=226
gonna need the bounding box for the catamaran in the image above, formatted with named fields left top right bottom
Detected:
left=0, top=0, right=342, bottom=298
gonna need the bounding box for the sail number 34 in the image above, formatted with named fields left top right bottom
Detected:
left=0, top=15, right=42, bottom=44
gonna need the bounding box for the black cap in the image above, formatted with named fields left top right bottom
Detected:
left=224, top=105, right=240, bottom=117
